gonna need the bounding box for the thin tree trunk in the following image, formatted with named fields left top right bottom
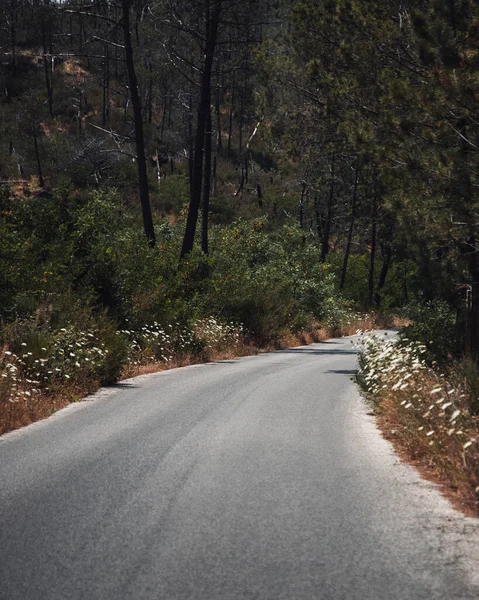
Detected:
left=374, top=245, right=392, bottom=307
left=227, top=71, right=235, bottom=156
left=202, top=104, right=212, bottom=254
left=449, top=0, right=457, bottom=37
left=42, top=21, right=53, bottom=116
left=10, top=0, right=16, bottom=76
left=102, top=43, right=110, bottom=127
left=235, top=169, right=245, bottom=196
left=181, top=3, right=221, bottom=259
left=160, top=94, right=167, bottom=139
left=147, top=55, right=153, bottom=124
left=299, top=182, right=306, bottom=231
left=188, top=91, right=194, bottom=199
left=320, top=153, right=335, bottom=262
left=257, top=183, right=263, bottom=207
left=168, top=95, right=173, bottom=127
left=33, top=128, right=45, bottom=188
left=122, top=0, right=155, bottom=246
left=340, top=159, right=360, bottom=290
left=212, top=155, right=217, bottom=195
left=215, top=61, right=222, bottom=151
left=315, top=194, right=322, bottom=239
left=368, top=183, right=378, bottom=306
left=238, top=104, right=243, bottom=154
left=78, top=89, right=82, bottom=135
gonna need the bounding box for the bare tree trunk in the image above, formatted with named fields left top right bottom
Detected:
left=315, top=194, right=322, bottom=239
left=227, top=71, right=235, bottom=156
left=340, top=158, right=360, bottom=290
left=449, top=0, right=457, bottom=36
left=187, top=91, right=194, bottom=199
left=42, top=21, right=53, bottom=116
left=238, top=103, right=243, bottom=154
left=320, top=153, right=335, bottom=262
left=215, top=61, right=222, bottom=151
left=160, top=94, right=167, bottom=139
left=368, top=182, right=378, bottom=306
left=181, top=3, right=221, bottom=259
left=257, top=183, right=263, bottom=207
left=33, top=127, right=45, bottom=188
left=202, top=104, right=212, bottom=254
left=212, top=155, right=217, bottom=195
left=299, top=182, right=306, bottom=230
left=147, top=55, right=153, bottom=124
left=10, top=0, right=16, bottom=76
left=122, top=0, right=155, bottom=246
left=102, top=43, right=110, bottom=127
left=374, top=244, right=392, bottom=307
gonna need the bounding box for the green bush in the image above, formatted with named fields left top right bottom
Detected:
left=399, top=300, right=456, bottom=364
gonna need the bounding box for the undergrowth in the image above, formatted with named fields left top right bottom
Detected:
left=0, top=312, right=385, bottom=435
left=357, top=333, right=479, bottom=515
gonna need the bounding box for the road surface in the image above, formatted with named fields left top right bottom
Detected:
left=1, top=334, right=478, bottom=600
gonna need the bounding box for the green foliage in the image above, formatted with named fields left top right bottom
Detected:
left=1, top=313, right=129, bottom=389
left=399, top=301, right=456, bottom=364
left=1, top=185, right=355, bottom=372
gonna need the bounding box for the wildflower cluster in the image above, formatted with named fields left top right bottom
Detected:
left=1, top=326, right=111, bottom=404
left=357, top=333, right=479, bottom=497
left=119, top=318, right=244, bottom=366
left=192, top=318, right=243, bottom=353
left=118, top=322, right=178, bottom=365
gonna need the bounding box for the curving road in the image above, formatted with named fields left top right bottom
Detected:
left=1, top=334, right=478, bottom=600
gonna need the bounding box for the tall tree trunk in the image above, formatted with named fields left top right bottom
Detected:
left=122, top=0, right=155, bottom=246
left=102, top=43, right=110, bottom=127
left=33, top=127, right=45, bottom=188
left=368, top=183, right=378, bottom=306
left=42, top=21, right=53, bottom=116
left=10, top=0, right=16, bottom=76
left=299, top=182, right=307, bottom=244
left=340, top=159, right=360, bottom=290
left=202, top=104, right=212, bottom=254
left=215, top=61, right=222, bottom=151
left=212, top=155, right=217, bottom=195
left=315, top=194, right=322, bottom=239
left=160, top=93, right=167, bottom=139
left=181, top=3, right=221, bottom=259
left=299, top=182, right=306, bottom=231
left=320, top=152, right=335, bottom=262
left=238, top=103, right=243, bottom=154
left=374, top=245, right=392, bottom=308
left=187, top=91, right=194, bottom=199
left=147, top=55, right=153, bottom=124
left=227, top=71, right=235, bottom=156
left=449, top=0, right=457, bottom=37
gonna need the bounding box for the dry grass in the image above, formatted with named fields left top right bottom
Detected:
left=358, top=334, right=479, bottom=516
left=0, top=380, right=98, bottom=436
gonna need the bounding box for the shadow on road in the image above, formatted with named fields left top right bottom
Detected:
left=326, top=369, right=358, bottom=375
left=278, top=348, right=358, bottom=355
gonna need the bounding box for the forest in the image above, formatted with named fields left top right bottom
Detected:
left=0, top=0, right=478, bottom=498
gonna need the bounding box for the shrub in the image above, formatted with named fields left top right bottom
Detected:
left=398, top=300, right=456, bottom=364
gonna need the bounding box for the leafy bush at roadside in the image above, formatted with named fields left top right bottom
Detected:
left=398, top=300, right=456, bottom=364
left=0, top=186, right=368, bottom=434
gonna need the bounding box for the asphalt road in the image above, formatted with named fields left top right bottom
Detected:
left=1, top=334, right=478, bottom=600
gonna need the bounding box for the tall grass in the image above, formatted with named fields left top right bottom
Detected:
left=358, top=333, right=479, bottom=514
